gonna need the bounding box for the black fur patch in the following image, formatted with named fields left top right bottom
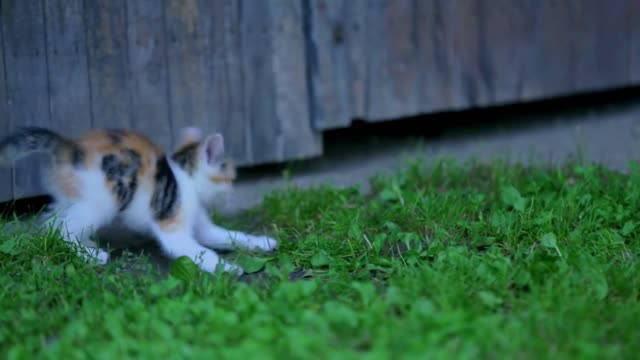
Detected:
left=1, top=127, right=61, bottom=155
left=70, top=144, right=85, bottom=167
left=0, top=127, right=88, bottom=168
left=171, top=142, right=199, bottom=175
left=151, top=156, right=179, bottom=221
left=106, top=130, right=124, bottom=145
left=101, top=148, right=141, bottom=211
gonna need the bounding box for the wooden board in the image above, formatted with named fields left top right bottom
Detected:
left=240, top=0, right=279, bottom=164
left=568, top=0, right=634, bottom=92
left=415, top=0, right=455, bottom=114
left=164, top=0, right=214, bottom=150
left=305, top=0, right=353, bottom=129
left=44, top=0, right=92, bottom=138
left=84, top=0, right=132, bottom=130
left=270, top=0, right=322, bottom=160
left=477, top=0, right=533, bottom=104
left=365, top=0, right=419, bottom=121
left=568, top=0, right=597, bottom=92
left=633, top=0, right=640, bottom=83
left=433, top=0, right=478, bottom=110
left=1, top=0, right=50, bottom=198
left=208, top=0, right=250, bottom=162
left=591, top=1, right=630, bottom=90
left=344, top=0, right=368, bottom=120
left=0, top=6, right=12, bottom=200
left=126, top=0, right=172, bottom=150
left=514, top=0, right=569, bottom=100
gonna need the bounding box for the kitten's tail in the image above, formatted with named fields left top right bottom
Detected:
left=0, top=127, right=76, bottom=166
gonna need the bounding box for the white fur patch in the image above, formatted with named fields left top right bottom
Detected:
left=180, top=127, right=203, bottom=145
left=40, top=150, right=276, bottom=276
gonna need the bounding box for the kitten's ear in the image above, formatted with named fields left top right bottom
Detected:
left=203, top=133, right=224, bottom=165
left=178, top=126, right=203, bottom=147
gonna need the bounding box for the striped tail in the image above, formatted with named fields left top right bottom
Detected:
left=0, top=127, right=75, bottom=166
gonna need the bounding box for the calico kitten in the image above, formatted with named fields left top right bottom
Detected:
left=0, top=126, right=277, bottom=275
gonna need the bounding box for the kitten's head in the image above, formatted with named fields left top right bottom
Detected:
left=173, top=127, right=236, bottom=209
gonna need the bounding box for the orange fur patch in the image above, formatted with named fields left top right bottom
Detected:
left=209, top=175, right=235, bottom=184
left=76, top=130, right=163, bottom=176
left=53, top=169, right=80, bottom=199
left=157, top=209, right=183, bottom=232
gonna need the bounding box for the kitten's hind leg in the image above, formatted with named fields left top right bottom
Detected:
left=194, top=209, right=278, bottom=252
left=151, top=221, right=244, bottom=276
left=41, top=202, right=113, bottom=265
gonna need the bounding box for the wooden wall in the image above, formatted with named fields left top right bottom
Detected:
left=0, top=0, right=639, bottom=201
left=306, top=0, right=640, bottom=129
left=0, top=0, right=321, bottom=200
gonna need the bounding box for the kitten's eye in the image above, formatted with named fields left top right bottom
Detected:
left=220, top=161, right=227, bottom=170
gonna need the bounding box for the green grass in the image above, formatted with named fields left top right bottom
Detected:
left=2, top=158, right=640, bottom=359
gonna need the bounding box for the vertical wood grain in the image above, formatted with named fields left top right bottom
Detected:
left=127, top=0, right=172, bottom=150
left=366, top=0, right=419, bottom=121
left=165, top=0, right=214, bottom=147
left=592, top=1, right=630, bottom=90
left=305, top=0, right=352, bottom=129
left=85, top=0, right=132, bottom=129
left=477, top=0, right=534, bottom=104
left=44, top=0, right=92, bottom=138
left=240, top=0, right=278, bottom=164
left=570, top=0, right=600, bottom=93
left=1, top=0, right=50, bottom=198
left=271, top=0, right=322, bottom=159
left=344, top=0, right=368, bottom=121
left=208, top=0, right=249, bottom=162
left=415, top=0, right=456, bottom=113
left=0, top=3, right=12, bottom=200
left=633, top=0, right=640, bottom=83
left=535, top=0, right=576, bottom=98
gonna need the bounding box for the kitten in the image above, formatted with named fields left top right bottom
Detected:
left=0, top=126, right=277, bottom=275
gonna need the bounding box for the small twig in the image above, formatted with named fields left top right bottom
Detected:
left=362, top=234, right=373, bottom=250
left=396, top=242, right=407, bottom=266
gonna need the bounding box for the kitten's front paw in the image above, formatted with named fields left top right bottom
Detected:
left=221, top=261, right=244, bottom=277
left=96, top=250, right=110, bottom=265
left=84, top=248, right=109, bottom=266
left=199, top=260, right=244, bottom=277
left=249, top=235, right=278, bottom=252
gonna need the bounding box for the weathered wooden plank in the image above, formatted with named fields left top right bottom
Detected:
left=571, top=0, right=603, bottom=93
left=306, top=0, right=370, bottom=129
left=417, top=0, right=494, bottom=113
left=208, top=0, right=249, bottom=162
left=448, top=0, right=491, bottom=109
left=0, top=7, right=12, bottom=201
left=239, top=0, right=321, bottom=164
left=271, top=0, right=322, bottom=159
left=344, top=0, right=368, bottom=121
left=1, top=0, right=50, bottom=198
left=85, top=0, right=131, bottom=129
left=591, top=1, right=630, bottom=90
left=165, top=0, right=214, bottom=150
left=415, top=0, right=456, bottom=113
left=44, top=0, right=92, bottom=139
left=305, top=0, right=352, bottom=129
left=479, top=0, right=536, bottom=104
left=240, top=0, right=279, bottom=164
left=516, top=0, right=573, bottom=100
left=365, top=0, right=419, bottom=121
left=126, top=0, right=172, bottom=150
left=633, top=0, right=640, bottom=83
left=573, top=0, right=631, bottom=92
